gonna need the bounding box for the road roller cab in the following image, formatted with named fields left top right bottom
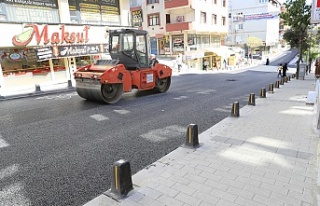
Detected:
left=74, top=28, right=172, bottom=104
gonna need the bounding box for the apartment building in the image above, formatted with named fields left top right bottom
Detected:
left=130, top=0, right=229, bottom=70
left=0, top=0, right=130, bottom=96
left=227, top=0, right=281, bottom=57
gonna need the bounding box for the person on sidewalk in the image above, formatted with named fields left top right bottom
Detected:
left=266, top=58, right=270, bottom=65
left=203, top=58, right=209, bottom=71
left=282, top=63, right=288, bottom=77
left=176, top=54, right=182, bottom=72
left=149, top=54, right=159, bottom=68
left=277, top=63, right=283, bottom=78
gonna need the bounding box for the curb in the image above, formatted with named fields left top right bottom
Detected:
left=0, top=87, right=75, bottom=101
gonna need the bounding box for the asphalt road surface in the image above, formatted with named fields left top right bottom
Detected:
left=0, top=51, right=297, bottom=206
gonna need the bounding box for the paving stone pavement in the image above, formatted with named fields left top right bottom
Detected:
left=83, top=71, right=320, bottom=206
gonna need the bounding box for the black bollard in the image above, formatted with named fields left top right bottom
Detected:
left=280, top=78, right=284, bottom=85
left=67, top=80, right=73, bottom=88
left=275, top=80, right=280, bottom=88
left=185, top=124, right=199, bottom=147
left=248, top=93, right=255, bottom=106
left=35, top=84, right=41, bottom=93
left=260, top=87, right=266, bottom=98
left=110, top=159, right=133, bottom=198
left=231, top=101, right=240, bottom=117
left=268, top=83, right=274, bottom=93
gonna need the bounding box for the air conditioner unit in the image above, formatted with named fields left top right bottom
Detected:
left=176, top=16, right=184, bottom=22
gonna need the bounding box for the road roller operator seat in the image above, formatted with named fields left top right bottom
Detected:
left=109, top=29, right=151, bottom=70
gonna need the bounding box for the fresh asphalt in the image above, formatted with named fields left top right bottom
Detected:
left=0, top=50, right=301, bottom=206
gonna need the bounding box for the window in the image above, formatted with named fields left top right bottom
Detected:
left=259, top=0, right=268, bottom=3
left=212, top=14, right=217, bottom=24
left=222, top=16, right=226, bottom=26
left=213, top=0, right=217, bottom=4
left=123, top=34, right=134, bottom=51
left=238, top=24, right=243, bottom=30
left=200, top=12, right=206, bottom=24
left=136, top=35, right=147, bottom=65
left=222, top=0, right=226, bottom=7
left=111, top=35, right=120, bottom=54
left=148, top=13, right=160, bottom=26
left=147, top=0, right=159, bottom=4
left=228, top=13, right=231, bottom=18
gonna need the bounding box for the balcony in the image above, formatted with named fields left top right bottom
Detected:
left=165, top=0, right=189, bottom=9
left=166, top=22, right=190, bottom=32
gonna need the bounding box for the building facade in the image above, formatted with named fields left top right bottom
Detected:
left=226, top=0, right=281, bottom=57
left=0, top=0, right=130, bottom=96
left=130, top=0, right=230, bottom=71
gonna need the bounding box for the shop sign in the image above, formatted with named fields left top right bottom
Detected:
left=1, top=0, right=58, bottom=9
left=34, top=44, right=109, bottom=61
left=12, top=24, right=90, bottom=47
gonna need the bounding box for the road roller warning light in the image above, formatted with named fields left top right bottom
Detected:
left=268, top=83, right=274, bottom=93
left=185, top=124, right=199, bottom=147
left=110, top=159, right=133, bottom=197
left=275, top=80, right=280, bottom=88
left=73, top=29, right=172, bottom=104
left=248, top=93, right=255, bottom=106
left=231, top=101, right=240, bottom=117
left=260, top=88, right=266, bottom=98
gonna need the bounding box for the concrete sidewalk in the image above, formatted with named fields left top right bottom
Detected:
left=83, top=72, right=320, bottom=206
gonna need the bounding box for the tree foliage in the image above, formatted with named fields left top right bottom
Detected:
left=279, top=0, right=311, bottom=77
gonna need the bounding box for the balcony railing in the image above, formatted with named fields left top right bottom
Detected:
left=166, top=21, right=190, bottom=32
left=165, top=0, right=189, bottom=9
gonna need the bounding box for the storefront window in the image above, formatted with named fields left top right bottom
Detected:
left=172, top=35, right=184, bottom=53
left=0, top=48, right=66, bottom=77
left=201, top=35, right=210, bottom=48
left=68, top=0, right=120, bottom=25
left=211, top=36, right=221, bottom=47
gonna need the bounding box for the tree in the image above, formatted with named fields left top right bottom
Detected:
left=280, top=0, right=311, bottom=79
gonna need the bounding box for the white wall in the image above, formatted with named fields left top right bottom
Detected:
left=141, top=2, right=165, bottom=36
left=120, top=0, right=131, bottom=26
left=58, top=0, right=71, bottom=23
left=229, top=0, right=280, bottom=45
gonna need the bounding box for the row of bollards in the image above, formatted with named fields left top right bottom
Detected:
left=107, top=74, right=295, bottom=199
left=107, top=123, right=201, bottom=199
left=231, top=75, right=292, bottom=118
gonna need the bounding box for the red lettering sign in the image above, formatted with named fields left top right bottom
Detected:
left=12, top=24, right=90, bottom=47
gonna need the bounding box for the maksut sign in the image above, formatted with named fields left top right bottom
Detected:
left=12, top=24, right=90, bottom=47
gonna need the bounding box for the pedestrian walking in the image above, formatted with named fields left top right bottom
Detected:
left=277, top=63, right=283, bottom=78
left=282, top=63, right=288, bottom=77
left=266, top=58, right=269, bottom=65
left=176, top=54, right=182, bottom=72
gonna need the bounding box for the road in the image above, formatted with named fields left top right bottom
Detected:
left=0, top=50, right=297, bottom=206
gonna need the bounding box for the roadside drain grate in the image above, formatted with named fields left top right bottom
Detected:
left=226, top=79, right=236, bottom=81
